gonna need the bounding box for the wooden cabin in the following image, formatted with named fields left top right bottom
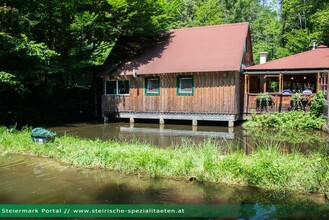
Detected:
left=244, top=45, right=329, bottom=115
left=100, top=23, right=254, bottom=127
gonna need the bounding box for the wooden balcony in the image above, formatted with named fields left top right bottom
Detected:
left=244, top=93, right=312, bottom=114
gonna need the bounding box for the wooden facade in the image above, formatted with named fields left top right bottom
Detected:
left=102, top=71, right=244, bottom=125
left=100, top=23, right=253, bottom=126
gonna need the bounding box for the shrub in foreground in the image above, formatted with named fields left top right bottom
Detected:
left=243, top=111, right=326, bottom=129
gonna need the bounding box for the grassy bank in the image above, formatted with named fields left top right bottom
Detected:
left=0, top=127, right=329, bottom=194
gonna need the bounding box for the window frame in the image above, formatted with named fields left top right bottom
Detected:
left=176, top=76, right=194, bottom=96
left=145, top=77, right=160, bottom=96
left=104, top=80, right=130, bottom=96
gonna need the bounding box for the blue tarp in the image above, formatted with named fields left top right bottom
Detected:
left=31, top=127, right=56, bottom=138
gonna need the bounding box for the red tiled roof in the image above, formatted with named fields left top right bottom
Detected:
left=107, top=22, right=250, bottom=76
left=246, top=45, right=329, bottom=71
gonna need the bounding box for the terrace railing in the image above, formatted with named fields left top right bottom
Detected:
left=244, top=93, right=312, bottom=115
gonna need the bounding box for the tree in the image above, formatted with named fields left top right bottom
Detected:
left=192, top=0, right=224, bottom=26
left=224, top=0, right=260, bottom=24
left=170, top=0, right=198, bottom=28
left=310, top=2, right=329, bottom=46
left=251, top=6, right=282, bottom=63
left=102, top=0, right=178, bottom=66
left=278, top=0, right=329, bottom=55
left=0, top=0, right=176, bottom=124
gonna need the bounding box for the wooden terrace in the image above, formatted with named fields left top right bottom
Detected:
left=243, top=72, right=328, bottom=115
left=244, top=45, right=329, bottom=116
left=245, top=93, right=312, bottom=114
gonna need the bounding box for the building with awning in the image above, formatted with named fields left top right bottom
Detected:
left=244, top=45, right=329, bottom=114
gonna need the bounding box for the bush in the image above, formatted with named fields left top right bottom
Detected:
left=244, top=111, right=325, bottom=129
left=310, top=91, right=326, bottom=118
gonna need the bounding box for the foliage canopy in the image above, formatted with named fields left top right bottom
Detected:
left=0, top=0, right=328, bottom=124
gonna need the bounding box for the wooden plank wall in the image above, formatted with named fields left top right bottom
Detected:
left=102, top=72, right=239, bottom=115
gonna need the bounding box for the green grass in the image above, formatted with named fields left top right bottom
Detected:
left=1, top=126, right=329, bottom=194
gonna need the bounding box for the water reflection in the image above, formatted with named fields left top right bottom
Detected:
left=0, top=155, right=328, bottom=220
left=48, top=122, right=329, bottom=154
left=49, top=122, right=239, bottom=148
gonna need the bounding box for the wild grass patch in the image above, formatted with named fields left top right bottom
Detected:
left=0, top=126, right=328, bottom=193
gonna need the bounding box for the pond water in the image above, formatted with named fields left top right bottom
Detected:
left=2, top=122, right=329, bottom=219
left=49, top=122, right=237, bottom=148
left=0, top=154, right=328, bottom=219
left=48, top=122, right=329, bottom=154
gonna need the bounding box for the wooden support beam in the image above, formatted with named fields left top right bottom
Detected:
left=118, top=112, right=237, bottom=122
left=327, top=72, right=329, bottom=101
left=279, top=73, right=283, bottom=92
left=317, top=72, right=321, bottom=92
left=244, top=74, right=249, bottom=114
left=278, top=73, right=283, bottom=112
left=263, top=76, right=267, bottom=93
left=244, top=74, right=249, bottom=94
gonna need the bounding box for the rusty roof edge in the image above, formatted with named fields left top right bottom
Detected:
left=124, top=69, right=240, bottom=76
left=244, top=69, right=329, bottom=74
left=246, top=46, right=329, bottom=71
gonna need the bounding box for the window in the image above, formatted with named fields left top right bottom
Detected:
left=177, top=76, right=194, bottom=95
left=105, top=80, right=130, bottom=95
left=118, top=80, right=130, bottom=95
left=145, top=77, right=160, bottom=96
left=105, top=81, right=117, bottom=95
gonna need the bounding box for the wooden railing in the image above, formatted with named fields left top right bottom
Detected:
left=244, top=93, right=312, bottom=114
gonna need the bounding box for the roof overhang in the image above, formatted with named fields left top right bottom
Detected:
left=244, top=69, right=329, bottom=75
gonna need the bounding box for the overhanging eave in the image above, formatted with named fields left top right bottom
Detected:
left=244, top=69, right=329, bottom=75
